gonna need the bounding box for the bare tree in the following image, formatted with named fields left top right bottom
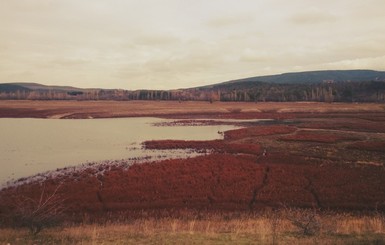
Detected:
left=284, top=206, right=321, bottom=236
left=8, top=183, right=66, bottom=235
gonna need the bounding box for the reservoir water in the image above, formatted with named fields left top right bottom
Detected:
left=0, top=117, right=242, bottom=186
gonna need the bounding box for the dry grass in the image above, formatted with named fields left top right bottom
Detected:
left=0, top=100, right=384, bottom=119
left=1, top=211, right=384, bottom=244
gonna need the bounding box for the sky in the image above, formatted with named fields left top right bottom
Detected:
left=1, top=0, right=385, bottom=90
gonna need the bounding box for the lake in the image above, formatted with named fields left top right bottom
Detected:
left=0, top=117, right=245, bottom=186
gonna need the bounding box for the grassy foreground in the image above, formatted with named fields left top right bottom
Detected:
left=1, top=211, right=384, bottom=244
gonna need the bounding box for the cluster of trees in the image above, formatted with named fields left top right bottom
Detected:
left=0, top=81, right=384, bottom=103
left=215, top=83, right=336, bottom=102
left=0, top=90, right=100, bottom=100
left=135, top=81, right=385, bottom=103
left=206, top=81, right=385, bottom=103
left=0, top=89, right=213, bottom=101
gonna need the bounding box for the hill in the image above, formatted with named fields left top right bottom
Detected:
left=206, top=69, right=385, bottom=88
left=190, top=70, right=385, bottom=102
left=219, top=70, right=385, bottom=83
left=11, top=82, right=91, bottom=92
left=0, top=84, right=32, bottom=93
left=0, top=82, right=102, bottom=100
left=1, top=70, right=385, bottom=102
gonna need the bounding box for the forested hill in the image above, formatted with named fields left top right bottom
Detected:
left=1, top=70, right=385, bottom=102
left=191, top=70, right=385, bottom=102
left=207, top=69, right=385, bottom=87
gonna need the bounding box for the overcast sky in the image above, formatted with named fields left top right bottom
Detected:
left=1, top=0, right=385, bottom=90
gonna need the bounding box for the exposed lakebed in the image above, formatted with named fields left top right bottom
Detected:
left=0, top=117, right=269, bottom=186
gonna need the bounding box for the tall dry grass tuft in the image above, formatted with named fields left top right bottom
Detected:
left=171, top=219, right=178, bottom=233
left=334, top=213, right=385, bottom=235
left=91, top=226, right=99, bottom=245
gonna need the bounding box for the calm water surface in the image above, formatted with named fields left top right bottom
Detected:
left=0, top=117, right=242, bottom=185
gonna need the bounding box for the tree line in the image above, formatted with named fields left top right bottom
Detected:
left=0, top=81, right=384, bottom=103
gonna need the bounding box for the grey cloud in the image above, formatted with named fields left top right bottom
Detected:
left=114, top=47, right=229, bottom=89
left=48, top=58, right=91, bottom=68
left=133, top=34, right=181, bottom=47
left=206, top=14, right=255, bottom=28
left=329, top=39, right=385, bottom=60
left=322, top=56, right=385, bottom=71
left=239, top=49, right=271, bottom=63
left=1, top=0, right=385, bottom=89
left=289, top=10, right=338, bottom=25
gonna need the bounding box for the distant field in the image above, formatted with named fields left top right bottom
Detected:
left=0, top=100, right=384, bottom=119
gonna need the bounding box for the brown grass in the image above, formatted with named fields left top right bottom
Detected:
left=279, top=130, right=363, bottom=143
left=0, top=100, right=383, bottom=119
left=348, top=141, right=385, bottom=152
left=1, top=211, right=384, bottom=244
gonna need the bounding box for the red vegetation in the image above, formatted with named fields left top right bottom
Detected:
left=258, top=152, right=312, bottom=165
left=98, top=155, right=385, bottom=211
left=299, top=119, right=385, bottom=133
left=347, top=141, right=385, bottom=152
left=99, top=154, right=262, bottom=211
left=1, top=154, right=384, bottom=221
left=252, top=162, right=385, bottom=210
left=279, top=130, right=362, bottom=143
left=224, top=125, right=297, bottom=140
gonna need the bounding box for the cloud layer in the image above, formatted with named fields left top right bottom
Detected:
left=1, top=0, right=385, bottom=89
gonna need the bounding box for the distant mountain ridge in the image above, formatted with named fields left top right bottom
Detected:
left=201, top=69, right=385, bottom=89
left=0, top=82, right=101, bottom=100
left=3, top=82, right=94, bottom=92
left=1, top=69, right=385, bottom=102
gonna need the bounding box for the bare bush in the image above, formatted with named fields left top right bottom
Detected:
left=284, top=207, right=321, bottom=236
left=8, top=183, right=66, bottom=235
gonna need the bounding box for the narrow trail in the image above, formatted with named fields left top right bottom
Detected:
left=208, top=164, right=224, bottom=206
left=96, top=175, right=108, bottom=211
left=249, top=166, right=270, bottom=210
left=305, top=176, right=321, bottom=208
